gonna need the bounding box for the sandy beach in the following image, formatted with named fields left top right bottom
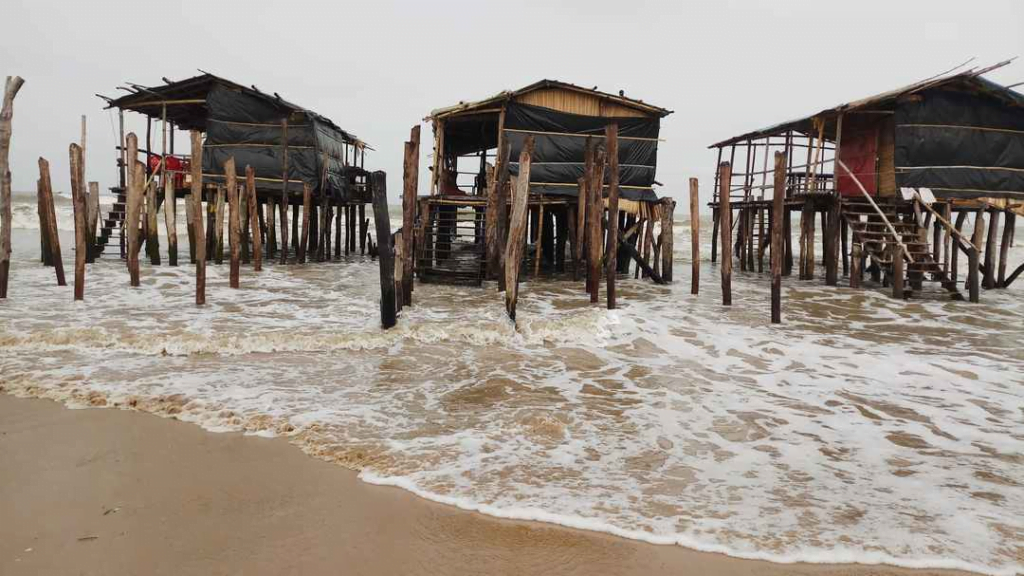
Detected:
left=0, top=395, right=977, bottom=576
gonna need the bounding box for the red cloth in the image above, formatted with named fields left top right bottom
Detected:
left=148, top=155, right=189, bottom=188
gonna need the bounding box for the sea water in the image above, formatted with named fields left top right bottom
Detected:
left=2, top=192, right=1022, bottom=575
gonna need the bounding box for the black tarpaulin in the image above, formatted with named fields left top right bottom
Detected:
left=895, top=88, right=1024, bottom=199
left=503, top=103, right=660, bottom=201
left=201, top=84, right=361, bottom=201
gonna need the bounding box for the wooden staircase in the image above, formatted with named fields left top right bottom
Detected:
left=92, top=186, right=127, bottom=259
left=842, top=196, right=963, bottom=300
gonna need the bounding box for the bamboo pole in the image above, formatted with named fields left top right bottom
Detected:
left=403, top=125, right=421, bottom=302
left=690, top=178, right=699, bottom=294
left=69, top=144, right=87, bottom=300
left=605, top=124, right=620, bottom=309
left=505, top=136, right=535, bottom=322
left=298, top=181, right=311, bottom=263
left=770, top=152, right=785, bottom=323
left=719, top=162, right=732, bottom=305
left=38, top=158, right=65, bottom=286
left=191, top=131, right=206, bottom=305
left=125, top=133, right=143, bottom=287
left=226, top=158, right=240, bottom=288
left=0, top=76, right=25, bottom=298
left=370, top=171, right=397, bottom=329
left=246, top=166, right=262, bottom=272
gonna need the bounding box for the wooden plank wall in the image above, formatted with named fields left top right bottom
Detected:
left=515, top=88, right=649, bottom=118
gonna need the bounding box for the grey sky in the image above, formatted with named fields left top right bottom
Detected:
left=3, top=0, right=1023, bottom=207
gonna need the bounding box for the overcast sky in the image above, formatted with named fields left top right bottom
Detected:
left=3, top=0, right=1023, bottom=207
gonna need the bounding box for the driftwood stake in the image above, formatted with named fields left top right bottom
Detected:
left=38, top=158, right=65, bottom=286
left=87, top=181, right=99, bottom=263
left=690, top=178, right=700, bottom=295
left=191, top=131, right=206, bottom=305
left=246, top=166, right=262, bottom=272
left=370, top=171, right=397, bottom=329
left=605, top=123, right=620, bottom=309
left=504, top=136, right=535, bottom=322
left=125, top=134, right=143, bottom=287
left=0, top=76, right=25, bottom=298
left=226, top=158, right=240, bottom=288
left=718, top=162, right=732, bottom=306
left=164, top=173, right=177, bottom=266
left=661, top=199, right=675, bottom=282
left=770, top=152, right=785, bottom=323
left=402, top=125, right=420, bottom=302
left=69, top=144, right=87, bottom=300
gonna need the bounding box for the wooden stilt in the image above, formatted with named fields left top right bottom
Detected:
left=942, top=203, right=952, bottom=275
left=186, top=192, right=196, bottom=264
left=37, top=178, right=51, bottom=265
left=586, top=143, right=606, bottom=302
left=998, top=211, right=1014, bottom=287
left=605, top=123, right=620, bottom=309
left=334, top=201, right=342, bottom=258
left=969, top=210, right=983, bottom=303
left=661, top=199, right=675, bottom=283
left=574, top=176, right=586, bottom=281
left=191, top=131, right=206, bottom=305
left=291, top=202, right=300, bottom=257
left=770, top=152, right=785, bottom=323
left=69, top=144, right=87, bottom=300
left=719, top=162, right=732, bottom=306
left=343, top=205, right=351, bottom=256
left=983, top=208, right=999, bottom=289
left=247, top=168, right=262, bottom=272
left=746, top=207, right=754, bottom=272
left=534, top=202, right=545, bottom=277
left=163, top=174, right=177, bottom=266
left=825, top=199, right=840, bottom=285
left=298, top=182, right=311, bottom=264
left=892, top=242, right=905, bottom=299
left=840, top=218, right=848, bottom=277
left=850, top=243, right=862, bottom=289
left=505, top=136, right=535, bottom=322
left=951, top=210, right=967, bottom=283
left=783, top=208, right=793, bottom=276
left=710, top=207, right=720, bottom=263
left=210, top=185, right=223, bottom=265
left=279, top=119, right=290, bottom=265
left=370, top=172, right=396, bottom=329
left=38, top=159, right=65, bottom=286
left=689, top=178, right=699, bottom=295
left=125, top=137, right=143, bottom=287
left=225, top=158, right=240, bottom=288
left=402, top=125, right=421, bottom=302
left=348, top=203, right=356, bottom=253
left=240, top=182, right=251, bottom=265
left=757, top=205, right=766, bottom=273
left=359, top=204, right=366, bottom=255
left=266, top=198, right=276, bottom=259
left=394, top=231, right=404, bottom=314
left=86, top=182, right=100, bottom=263
left=146, top=179, right=160, bottom=265
left=485, top=139, right=510, bottom=280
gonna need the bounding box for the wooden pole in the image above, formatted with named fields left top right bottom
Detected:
left=146, top=179, right=161, bottom=265
left=191, top=131, right=206, bottom=305
left=983, top=208, right=999, bottom=289
left=892, top=242, right=904, bottom=299
left=605, top=123, right=620, bottom=309
left=370, top=171, right=397, bottom=329
left=485, top=137, right=510, bottom=281
left=719, top=162, right=732, bottom=306
left=574, top=176, right=587, bottom=281
left=850, top=243, right=862, bottom=288
left=164, top=171, right=177, bottom=266
left=393, top=231, right=404, bottom=314
left=586, top=145, right=606, bottom=302
left=225, top=158, right=240, bottom=288
left=214, top=185, right=225, bottom=265
left=299, top=181, right=312, bottom=263
left=359, top=204, right=366, bottom=255
left=86, top=183, right=100, bottom=264
left=661, top=199, right=675, bottom=283
left=69, top=144, right=87, bottom=300
left=37, top=178, right=51, bottom=265
left=0, top=76, right=24, bottom=297
left=690, top=178, right=700, bottom=294
left=125, top=134, right=143, bottom=287
left=968, top=210, right=984, bottom=303
left=266, top=197, right=277, bottom=259
left=240, top=183, right=250, bottom=264
left=505, top=136, right=535, bottom=322
left=279, top=118, right=290, bottom=265
left=186, top=192, right=196, bottom=264
left=770, top=152, right=785, bottom=323
left=246, top=166, right=262, bottom=272
left=403, top=125, right=421, bottom=302
left=534, top=202, right=545, bottom=277
left=825, top=198, right=840, bottom=285
left=38, top=158, right=65, bottom=286
left=291, top=203, right=300, bottom=257
left=998, top=211, right=1014, bottom=287
left=951, top=210, right=967, bottom=283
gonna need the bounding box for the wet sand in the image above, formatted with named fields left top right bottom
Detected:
left=0, top=396, right=975, bottom=576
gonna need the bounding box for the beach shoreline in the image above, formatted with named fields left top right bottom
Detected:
left=0, top=394, right=977, bottom=576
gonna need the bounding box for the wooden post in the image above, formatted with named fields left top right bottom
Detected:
left=403, top=125, right=421, bottom=302
left=370, top=172, right=397, bottom=329
left=291, top=203, right=300, bottom=257
left=604, top=123, right=620, bottom=309
left=998, top=211, right=1014, bottom=287
left=226, top=158, right=240, bottom=288
left=393, top=231, right=404, bottom=314
left=0, top=76, right=25, bottom=299
left=146, top=179, right=161, bottom=265
left=719, top=162, right=732, bottom=306
left=125, top=134, right=143, bottom=287
left=850, top=243, right=862, bottom=288
left=892, top=242, right=904, bottom=299
left=574, top=176, right=587, bottom=281
left=968, top=210, right=984, bottom=303
left=770, top=152, right=785, bottom=323
left=485, top=137, right=510, bottom=281
left=298, top=181, right=312, bottom=263
left=279, top=118, right=290, bottom=265
left=825, top=199, right=840, bottom=285
left=69, top=144, right=87, bottom=300
left=86, top=182, right=100, bottom=264
left=951, top=210, right=967, bottom=283
left=505, top=136, right=534, bottom=322
left=586, top=146, right=606, bottom=302
left=186, top=192, right=196, bottom=264
left=213, top=185, right=225, bottom=265
left=191, top=131, right=206, bottom=305
left=37, top=178, right=51, bottom=265
left=689, top=178, right=699, bottom=294
left=757, top=205, right=766, bottom=273
left=983, top=208, right=999, bottom=289
left=534, top=202, right=546, bottom=277
left=334, top=201, right=342, bottom=258
left=266, top=198, right=277, bottom=259
left=38, top=158, right=65, bottom=286
left=240, top=183, right=251, bottom=264
left=661, top=199, right=675, bottom=283
left=164, top=174, right=177, bottom=266
left=246, top=166, right=262, bottom=272
left=840, top=218, right=849, bottom=277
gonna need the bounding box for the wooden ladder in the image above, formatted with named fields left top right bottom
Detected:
left=92, top=186, right=127, bottom=259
